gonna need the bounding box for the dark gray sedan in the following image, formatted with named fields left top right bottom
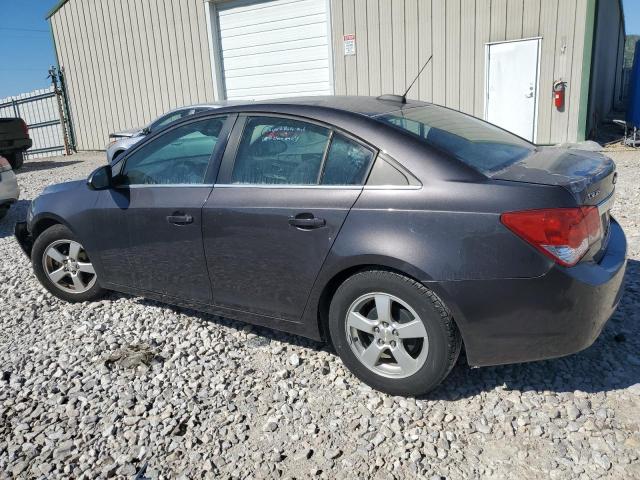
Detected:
left=15, top=96, right=626, bottom=395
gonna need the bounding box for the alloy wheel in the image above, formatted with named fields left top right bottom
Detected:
left=42, top=239, right=97, bottom=294
left=345, top=292, right=429, bottom=379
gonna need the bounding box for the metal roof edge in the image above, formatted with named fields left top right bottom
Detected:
left=46, top=0, right=69, bottom=19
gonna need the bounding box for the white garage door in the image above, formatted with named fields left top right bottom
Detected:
left=218, top=0, right=332, bottom=101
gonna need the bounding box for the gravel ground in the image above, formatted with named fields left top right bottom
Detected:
left=1, top=150, right=639, bottom=480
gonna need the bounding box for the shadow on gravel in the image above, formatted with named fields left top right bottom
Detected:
left=0, top=199, right=30, bottom=239
left=131, top=296, right=328, bottom=354
left=17, top=160, right=82, bottom=174
left=128, top=260, right=640, bottom=400
left=428, top=259, right=640, bottom=400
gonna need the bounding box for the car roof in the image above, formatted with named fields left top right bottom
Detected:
left=240, top=95, right=430, bottom=117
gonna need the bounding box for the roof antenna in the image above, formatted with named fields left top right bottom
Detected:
left=402, top=54, right=433, bottom=102
left=378, top=55, right=433, bottom=104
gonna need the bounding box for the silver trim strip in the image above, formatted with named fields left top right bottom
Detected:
left=213, top=184, right=363, bottom=190
left=124, top=184, right=214, bottom=189
left=597, top=191, right=615, bottom=215
left=363, top=185, right=423, bottom=191
left=212, top=184, right=423, bottom=190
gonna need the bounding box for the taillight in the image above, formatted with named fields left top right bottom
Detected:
left=0, top=156, right=11, bottom=172
left=501, top=207, right=602, bottom=267
left=20, top=119, right=29, bottom=136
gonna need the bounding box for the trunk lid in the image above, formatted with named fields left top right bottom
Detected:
left=493, top=147, right=617, bottom=262
left=492, top=147, right=616, bottom=205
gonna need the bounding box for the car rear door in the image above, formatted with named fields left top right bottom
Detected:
left=94, top=114, right=234, bottom=302
left=202, top=114, right=376, bottom=322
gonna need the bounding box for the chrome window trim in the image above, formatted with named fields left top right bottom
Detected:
left=212, top=184, right=422, bottom=190
left=213, top=184, right=363, bottom=190
left=363, top=185, right=423, bottom=190
left=123, top=184, right=215, bottom=189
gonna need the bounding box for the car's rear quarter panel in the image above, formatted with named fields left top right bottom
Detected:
left=303, top=172, right=584, bottom=353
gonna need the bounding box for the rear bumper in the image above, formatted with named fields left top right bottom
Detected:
left=0, top=138, right=32, bottom=153
left=440, top=218, right=627, bottom=367
left=0, top=169, right=19, bottom=204
left=14, top=221, right=33, bottom=257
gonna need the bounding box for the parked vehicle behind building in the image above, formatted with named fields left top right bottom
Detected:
left=106, top=103, right=239, bottom=163
left=16, top=96, right=626, bottom=396
left=0, top=118, right=32, bottom=170
left=0, top=155, right=20, bottom=220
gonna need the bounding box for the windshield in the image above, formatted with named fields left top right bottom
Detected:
left=375, top=105, right=535, bottom=174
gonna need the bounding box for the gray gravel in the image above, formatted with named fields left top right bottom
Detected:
left=1, top=150, right=639, bottom=479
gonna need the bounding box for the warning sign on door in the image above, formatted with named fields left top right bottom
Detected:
left=343, top=34, right=356, bottom=56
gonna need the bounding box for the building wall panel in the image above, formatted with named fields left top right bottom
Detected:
left=328, top=0, right=592, bottom=143
left=51, top=0, right=215, bottom=150
left=50, top=0, right=621, bottom=148
left=588, top=0, right=624, bottom=137
left=417, top=0, right=432, bottom=102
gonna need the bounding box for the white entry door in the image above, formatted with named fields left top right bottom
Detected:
left=217, top=0, right=332, bottom=101
left=486, top=39, right=541, bottom=142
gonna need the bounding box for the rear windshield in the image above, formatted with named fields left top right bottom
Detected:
left=375, top=105, right=535, bottom=174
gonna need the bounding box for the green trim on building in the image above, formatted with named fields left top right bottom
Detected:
left=48, top=18, right=76, bottom=149
left=577, top=0, right=598, bottom=142
left=46, top=0, right=69, bottom=19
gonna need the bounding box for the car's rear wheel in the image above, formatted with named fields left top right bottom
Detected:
left=328, top=270, right=461, bottom=396
left=32, top=224, right=106, bottom=302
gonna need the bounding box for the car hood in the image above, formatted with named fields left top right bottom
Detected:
left=42, top=180, right=85, bottom=195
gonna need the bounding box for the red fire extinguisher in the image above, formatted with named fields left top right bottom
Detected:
left=553, top=80, right=566, bottom=110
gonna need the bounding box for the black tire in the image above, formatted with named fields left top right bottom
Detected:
left=7, top=151, right=24, bottom=170
left=328, top=270, right=461, bottom=396
left=31, top=224, right=106, bottom=303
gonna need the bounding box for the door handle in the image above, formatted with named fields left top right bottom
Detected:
left=167, top=213, right=193, bottom=225
left=288, top=214, right=326, bottom=229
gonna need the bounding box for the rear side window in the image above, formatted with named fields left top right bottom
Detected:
left=321, top=134, right=373, bottom=185
left=366, top=156, right=420, bottom=186
left=231, top=117, right=330, bottom=185
left=376, top=105, right=535, bottom=174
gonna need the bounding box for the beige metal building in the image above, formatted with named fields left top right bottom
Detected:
left=48, top=0, right=625, bottom=151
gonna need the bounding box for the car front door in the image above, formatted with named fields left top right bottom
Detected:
left=94, top=114, right=233, bottom=303
left=202, top=115, right=376, bottom=322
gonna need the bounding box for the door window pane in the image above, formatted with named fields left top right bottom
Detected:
left=150, top=109, right=190, bottom=132
left=321, top=134, right=374, bottom=185
left=231, top=117, right=330, bottom=185
left=121, top=117, right=227, bottom=185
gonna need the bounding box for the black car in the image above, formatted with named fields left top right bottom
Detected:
left=0, top=117, right=32, bottom=170
left=15, top=96, right=626, bottom=396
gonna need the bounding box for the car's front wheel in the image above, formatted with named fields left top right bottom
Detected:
left=328, top=270, right=461, bottom=396
left=32, top=224, right=105, bottom=302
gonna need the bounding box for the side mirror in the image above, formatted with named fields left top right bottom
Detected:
left=87, top=165, right=113, bottom=190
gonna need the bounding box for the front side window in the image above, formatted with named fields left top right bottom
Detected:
left=376, top=105, right=535, bottom=174
left=120, top=116, right=227, bottom=185
left=231, top=117, right=331, bottom=185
